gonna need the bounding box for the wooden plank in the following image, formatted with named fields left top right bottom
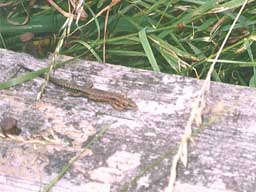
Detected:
left=0, top=48, right=256, bottom=192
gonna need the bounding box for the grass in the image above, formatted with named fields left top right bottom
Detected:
left=0, top=0, right=256, bottom=86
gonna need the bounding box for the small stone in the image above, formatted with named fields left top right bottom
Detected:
left=0, top=117, right=21, bottom=136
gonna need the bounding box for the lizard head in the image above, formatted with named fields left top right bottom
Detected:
left=112, top=98, right=138, bottom=111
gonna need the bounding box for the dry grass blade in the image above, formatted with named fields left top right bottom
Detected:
left=103, top=0, right=121, bottom=63
left=47, top=0, right=87, bottom=21
left=166, top=0, right=249, bottom=191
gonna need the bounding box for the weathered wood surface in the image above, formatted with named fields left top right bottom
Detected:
left=0, top=48, right=256, bottom=192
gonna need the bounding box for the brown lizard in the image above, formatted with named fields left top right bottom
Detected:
left=18, top=64, right=137, bottom=110
left=48, top=76, right=137, bottom=111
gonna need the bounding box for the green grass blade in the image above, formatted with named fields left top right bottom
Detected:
left=42, top=125, right=109, bottom=192
left=138, top=28, right=160, bottom=72
left=0, top=56, right=78, bottom=89
left=0, top=69, right=47, bottom=89
left=73, top=40, right=102, bottom=62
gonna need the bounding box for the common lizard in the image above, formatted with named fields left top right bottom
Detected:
left=18, top=63, right=137, bottom=110
left=48, top=76, right=137, bottom=111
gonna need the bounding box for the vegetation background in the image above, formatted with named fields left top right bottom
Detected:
left=1, top=0, right=256, bottom=86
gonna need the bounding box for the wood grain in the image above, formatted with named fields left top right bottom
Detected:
left=0, top=48, right=256, bottom=192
